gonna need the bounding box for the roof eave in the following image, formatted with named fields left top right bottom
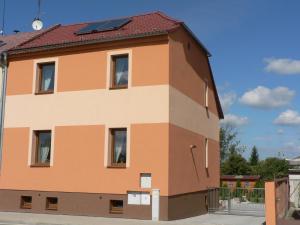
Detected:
left=8, top=30, right=169, bottom=56
left=180, top=23, right=212, bottom=57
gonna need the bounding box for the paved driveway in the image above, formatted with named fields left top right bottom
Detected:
left=0, top=212, right=265, bottom=225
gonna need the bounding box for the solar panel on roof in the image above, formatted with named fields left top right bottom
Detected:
left=0, top=41, right=6, bottom=47
left=76, top=18, right=131, bottom=35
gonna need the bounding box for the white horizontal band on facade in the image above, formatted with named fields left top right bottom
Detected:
left=4, top=85, right=219, bottom=141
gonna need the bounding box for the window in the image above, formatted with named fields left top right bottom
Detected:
left=36, top=62, right=55, bottom=94
left=110, top=55, right=128, bottom=89
left=46, top=197, right=58, bottom=210
left=110, top=200, right=123, bottom=214
left=205, top=138, right=208, bottom=169
left=32, top=130, right=52, bottom=166
left=205, top=80, right=208, bottom=108
left=109, top=128, right=127, bottom=167
left=20, top=196, right=32, bottom=209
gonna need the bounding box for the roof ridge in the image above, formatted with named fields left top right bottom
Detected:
left=57, top=11, right=178, bottom=28
left=15, top=24, right=61, bottom=49
left=155, top=11, right=182, bottom=23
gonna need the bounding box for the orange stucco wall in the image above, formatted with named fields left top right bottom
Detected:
left=265, top=181, right=276, bottom=225
left=3, top=32, right=221, bottom=197
left=6, top=40, right=169, bottom=95
left=0, top=124, right=169, bottom=195
left=169, top=124, right=220, bottom=195
left=169, top=27, right=219, bottom=117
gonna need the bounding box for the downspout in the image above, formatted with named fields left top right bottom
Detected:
left=0, top=52, right=8, bottom=174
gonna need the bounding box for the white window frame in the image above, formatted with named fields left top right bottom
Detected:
left=106, top=49, right=132, bottom=89
left=33, top=57, right=59, bottom=94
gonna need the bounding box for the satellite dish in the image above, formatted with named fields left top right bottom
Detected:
left=32, top=18, right=43, bottom=30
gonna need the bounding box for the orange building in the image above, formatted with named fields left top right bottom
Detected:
left=221, top=175, right=261, bottom=189
left=0, top=12, right=223, bottom=220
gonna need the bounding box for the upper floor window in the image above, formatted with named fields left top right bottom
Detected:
left=32, top=130, right=52, bottom=166
left=110, top=55, right=128, bottom=89
left=36, top=62, right=55, bottom=94
left=109, top=128, right=127, bottom=167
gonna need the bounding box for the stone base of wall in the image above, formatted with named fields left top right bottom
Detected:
left=0, top=189, right=208, bottom=220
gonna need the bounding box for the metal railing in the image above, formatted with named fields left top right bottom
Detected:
left=208, top=187, right=265, bottom=217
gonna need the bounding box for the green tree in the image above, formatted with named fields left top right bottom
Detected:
left=255, top=157, right=289, bottom=180
left=220, top=124, right=246, bottom=162
left=221, top=151, right=252, bottom=175
left=249, top=146, right=259, bottom=166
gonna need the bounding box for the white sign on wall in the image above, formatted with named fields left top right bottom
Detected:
left=141, top=193, right=151, bottom=205
left=140, top=173, right=152, bottom=189
left=128, top=192, right=141, bottom=205
left=127, top=192, right=150, bottom=205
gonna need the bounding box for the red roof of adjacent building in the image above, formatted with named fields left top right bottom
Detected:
left=0, top=30, right=44, bottom=53
left=221, top=175, right=261, bottom=181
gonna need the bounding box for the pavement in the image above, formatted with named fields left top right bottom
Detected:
left=0, top=212, right=265, bottom=225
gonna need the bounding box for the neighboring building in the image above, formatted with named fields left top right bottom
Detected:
left=287, top=156, right=300, bottom=208
left=221, top=175, right=261, bottom=189
left=0, top=12, right=223, bottom=220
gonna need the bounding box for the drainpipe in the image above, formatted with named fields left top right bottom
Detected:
left=0, top=52, right=8, bottom=174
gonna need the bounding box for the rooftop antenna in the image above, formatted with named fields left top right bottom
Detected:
left=0, top=0, right=5, bottom=36
left=32, top=0, right=43, bottom=31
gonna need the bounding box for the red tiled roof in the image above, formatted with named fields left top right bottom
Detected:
left=221, top=175, right=261, bottom=181
left=0, top=30, right=44, bottom=53
left=15, top=12, right=182, bottom=50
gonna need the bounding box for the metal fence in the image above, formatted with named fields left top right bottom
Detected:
left=208, top=187, right=265, bottom=217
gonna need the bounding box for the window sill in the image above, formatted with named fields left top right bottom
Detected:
left=109, top=210, right=123, bottom=214
left=20, top=206, right=32, bottom=209
left=35, top=90, right=54, bottom=95
left=46, top=207, right=58, bottom=211
left=30, top=163, right=50, bottom=168
left=107, top=164, right=126, bottom=169
left=109, top=86, right=128, bottom=90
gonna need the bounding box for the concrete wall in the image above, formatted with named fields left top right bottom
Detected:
left=289, top=174, right=300, bottom=208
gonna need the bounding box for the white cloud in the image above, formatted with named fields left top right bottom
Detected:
left=221, top=114, right=248, bottom=127
left=219, top=92, right=237, bottom=112
left=277, top=129, right=284, bottom=135
left=264, top=58, right=300, bottom=75
left=274, top=110, right=300, bottom=126
left=239, top=86, right=295, bottom=109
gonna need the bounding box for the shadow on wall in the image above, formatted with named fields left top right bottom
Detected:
left=291, top=209, right=300, bottom=220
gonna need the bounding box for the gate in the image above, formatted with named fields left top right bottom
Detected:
left=208, top=187, right=265, bottom=217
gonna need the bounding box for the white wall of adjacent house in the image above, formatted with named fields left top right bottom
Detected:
left=0, top=66, right=2, bottom=109
left=289, top=174, right=300, bottom=208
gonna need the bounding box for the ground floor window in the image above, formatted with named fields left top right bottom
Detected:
left=110, top=200, right=123, bottom=214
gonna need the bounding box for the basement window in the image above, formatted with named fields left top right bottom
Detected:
left=36, top=62, right=55, bottom=94
left=20, top=196, right=32, bottom=209
left=110, top=200, right=123, bottom=214
left=46, top=197, right=58, bottom=210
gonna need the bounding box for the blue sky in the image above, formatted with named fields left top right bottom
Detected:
left=2, top=0, right=300, bottom=159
